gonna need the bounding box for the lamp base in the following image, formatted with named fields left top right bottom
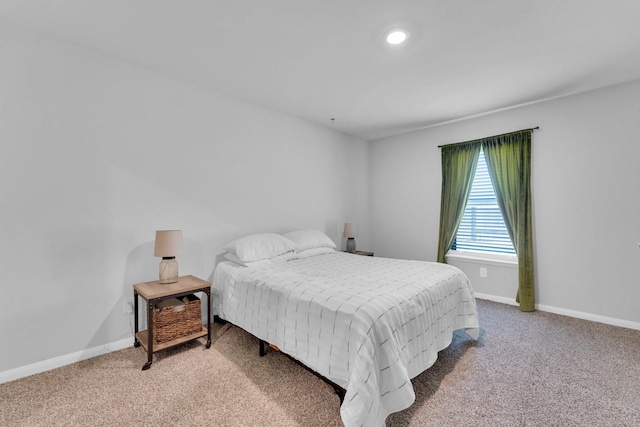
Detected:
left=346, top=238, right=356, bottom=253
left=159, top=257, right=178, bottom=284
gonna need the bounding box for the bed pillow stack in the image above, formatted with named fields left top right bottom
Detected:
left=283, top=229, right=336, bottom=259
left=223, top=229, right=337, bottom=266
left=223, top=233, right=297, bottom=266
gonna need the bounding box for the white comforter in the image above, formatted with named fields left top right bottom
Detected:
left=212, top=251, right=479, bottom=427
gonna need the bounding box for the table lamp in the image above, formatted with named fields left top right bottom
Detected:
left=154, top=230, right=183, bottom=284
left=344, top=223, right=356, bottom=253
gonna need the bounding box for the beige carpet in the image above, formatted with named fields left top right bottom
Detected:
left=2, top=299, right=640, bottom=426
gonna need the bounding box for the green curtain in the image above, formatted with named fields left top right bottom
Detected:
left=436, top=142, right=481, bottom=263
left=482, top=130, right=534, bottom=312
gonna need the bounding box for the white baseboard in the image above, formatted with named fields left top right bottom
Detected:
left=474, top=292, right=640, bottom=331
left=0, top=336, right=133, bottom=385
left=473, top=292, right=520, bottom=307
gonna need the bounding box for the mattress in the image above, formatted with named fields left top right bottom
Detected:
left=212, top=251, right=479, bottom=427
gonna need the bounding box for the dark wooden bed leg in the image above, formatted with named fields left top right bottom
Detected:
left=258, top=338, right=345, bottom=402
left=332, top=384, right=346, bottom=403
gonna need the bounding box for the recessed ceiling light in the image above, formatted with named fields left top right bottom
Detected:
left=386, top=29, right=408, bottom=45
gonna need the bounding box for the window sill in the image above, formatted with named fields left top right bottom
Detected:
left=445, top=250, right=518, bottom=268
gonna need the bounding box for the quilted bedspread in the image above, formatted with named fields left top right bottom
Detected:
left=212, top=251, right=479, bottom=427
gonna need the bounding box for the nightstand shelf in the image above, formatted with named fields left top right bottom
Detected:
left=134, top=327, right=208, bottom=353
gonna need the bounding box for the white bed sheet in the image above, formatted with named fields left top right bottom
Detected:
left=212, top=251, right=479, bottom=427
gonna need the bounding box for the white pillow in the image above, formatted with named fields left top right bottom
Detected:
left=224, top=249, right=296, bottom=267
left=283, top=229, right=336, bottom=251
left=224, top=251, right=295, bottom=267
left=224, top=252, right=267, bottom=267
left=294, top=247, right=335, bottom=259
left=223, top=233, right=297, bottom=263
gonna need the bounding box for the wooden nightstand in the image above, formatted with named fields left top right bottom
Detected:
left=133, top=275, right=211, bottom=370
left=347, top=250, right=374, bottom=256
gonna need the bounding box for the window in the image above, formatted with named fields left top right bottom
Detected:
left=453, top=148, right=515, bottom=254
left=437, top=128, right=533, bottom=310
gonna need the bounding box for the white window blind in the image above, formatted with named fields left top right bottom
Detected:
left=454, top=149, right=516, bottom=254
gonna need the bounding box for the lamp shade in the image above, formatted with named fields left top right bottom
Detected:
left=154, top=230, right=183, bottom=258
left=344, top=223, right=355, bottom=238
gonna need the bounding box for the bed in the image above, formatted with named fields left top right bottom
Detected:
left=212, top=230, right=479, bottom=427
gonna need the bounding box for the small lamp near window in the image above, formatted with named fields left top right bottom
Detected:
left=154, top=230, right=183, bottom=284
left=344, top=223, right=356, bottom=253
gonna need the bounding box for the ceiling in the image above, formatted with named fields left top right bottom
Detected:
left=2, top=0, right=640, bottom=140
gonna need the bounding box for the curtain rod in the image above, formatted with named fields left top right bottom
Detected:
left=438, top=127, right=539, bottom=148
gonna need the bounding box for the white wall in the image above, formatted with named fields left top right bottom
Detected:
left=0, top=22, right=370, bottom=374
left=371, top=80, right=640, bottom=326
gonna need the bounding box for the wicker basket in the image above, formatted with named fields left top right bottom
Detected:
left=153, top=294, right=202, bottom=343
